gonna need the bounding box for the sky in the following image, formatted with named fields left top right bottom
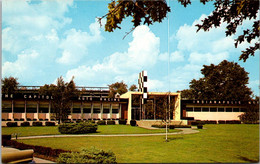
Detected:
left=2, top=0, right=259, bottom=96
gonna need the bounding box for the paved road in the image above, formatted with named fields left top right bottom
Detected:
left=16, top=128, right=199, bottom=140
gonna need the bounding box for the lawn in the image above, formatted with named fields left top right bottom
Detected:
left=17, top=124, right=259, bottom=163
left=1, top=125, right=178, bottom=137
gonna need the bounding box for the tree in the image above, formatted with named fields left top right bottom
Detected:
left=108, top=81, right=128, bottom=98
left=101, top=0, right=259, bottom=61
left=181, top=60, right=253, bottom=101
left=1, top=77, right=19, bottom=94
left=39, top=76, right=79, bottom=124
left=129, top=84, right=138, bottom=91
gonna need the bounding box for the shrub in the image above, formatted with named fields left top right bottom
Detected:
left=21, top=122, right=30, bottom=126
left=130, top=120, right=136, bottom=126
left=45, top=121, right=56, bottom=126
left=119, top=119, right=127, bottom=125
left=218, top=120, right=226, bottom=124
left=97, top=120, right=106, bottom=125
left=2, top=135, right=12, bottom=146
left=58, top=122, right=97, bottom=134
left=6, top=122, right=18, bottom=127
left=174, top=125, right=191, bottom=128
left=57, top=147, right=117, bottom=163
left=197, top=124, right=203, bottom=129
left=76, top=120, right=83, bottom=123
left=107, top=120, right=115, bottom=125
left=32, top=121, right=43, bottom=126
left=87, top=120, right=96, bottom=124
left=205, top=120, right=217, bottom=124
left=226, top=120, right=241, bottom=124
left=4, top=140, right=70, bottom=158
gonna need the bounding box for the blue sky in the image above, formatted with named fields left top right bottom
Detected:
left=2, top=0, right=259, bottom=96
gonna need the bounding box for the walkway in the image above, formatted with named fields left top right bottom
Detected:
left=16, top=128, right=199, bottom=140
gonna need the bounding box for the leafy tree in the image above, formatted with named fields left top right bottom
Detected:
left=129, top=84, right=138, bottom=91
left=101, top=0, right=259, bottom=61
left=239, top=104, right=259, bottom=124
left=39, top=76, right=79, bottom=124
left=1, top=77, right=19, bottom=94
left=108, top=81, right=128, bottom=98
left=181, top=60, right=253, bottom=101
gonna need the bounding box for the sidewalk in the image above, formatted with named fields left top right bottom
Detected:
left=16, top=128, right=199, bottom=140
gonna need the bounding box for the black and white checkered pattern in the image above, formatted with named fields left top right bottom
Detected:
left=138, top=70, right=148, bottom=104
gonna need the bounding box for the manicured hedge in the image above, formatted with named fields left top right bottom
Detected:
left=107, top=120, right=115, bottom=125
left=218, top=120, right=226, bottom=124
left=86, top=120, right=96, bottom=124
left=174, top=125, right=191, bottom=128
left=58, top=122, right=97, bottom=134
left=45, top=121, right=56, bottom=126
left=119, top=119, right=127, bottom=125
left=4, top=140, right=70, bottom=158
left=2, top=135, right=12, bottom=146
left=21, top=122, right=30, bottom=126
left=130, top=120, right=136, bottom=126
left=226, top=120, right=241, bottom=124
left=32, top=121, right=43, bottom=126
left=6, top=122, right=18, bottom=127
left=97, top=120, right=106, bottom=125
left=204, top=120, right=217, bottom=124
left=57, top=147, right=117, bottom=163
left=197, top=124, right=203, bottom=129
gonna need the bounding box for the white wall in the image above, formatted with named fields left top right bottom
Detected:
left=186, top=112, right=244, bottom=120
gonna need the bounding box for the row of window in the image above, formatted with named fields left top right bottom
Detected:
left=2, top=107, right=119, bottom=114
left=186, top=107, right=246, bottom=112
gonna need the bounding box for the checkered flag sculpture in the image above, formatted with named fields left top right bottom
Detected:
left=138, top=70, right=148, bottom=104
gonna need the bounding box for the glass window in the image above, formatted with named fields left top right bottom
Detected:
left=233, top=108, right=239, bottom=112
left=14, top=103, right=25, bottom=113
left=39, top=108, right=49, bottom=113
left=218, top=108, right=224, bottom=112
left=112, top=104, right=119, bottom=113
left=83, top=103, right=91, bottom=113
left=186, top=107, right=193, bottom=112
left=226, top=108, right=232, bottom=112
left=73, top=108, right=81, bottom=113
left=112, top=109, right=119, bottom=113
left=93, top=104, right=101, bottom=113
left=210, top=108, right=217, bottom=112
left=2, top=103, right=12, bottom=113
left=194, top=107, right=201, bottom=112
left=26, top=103, right=37, bottom=113
left=103, top=108, right=110, bottom=113
left=240, top=108, right=246, bottom=112
left=202, top=107, right=209, bottom=112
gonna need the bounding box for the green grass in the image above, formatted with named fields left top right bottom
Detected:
left=1, top=125, right=178, bottom=137
left=18, top=124, right=259, bottom=163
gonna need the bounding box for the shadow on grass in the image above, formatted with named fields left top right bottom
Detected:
left=163, top=136, right=184, bottom=142
left=237, top=155, right=259, bottom=163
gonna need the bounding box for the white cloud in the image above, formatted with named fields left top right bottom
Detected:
left=65, top=25, right=160, bottom=86
left=57, top=22, right=103, bottom=65
left=159, top=51, right=184, bottom=63
left=188, top=52, right=229, bottom=65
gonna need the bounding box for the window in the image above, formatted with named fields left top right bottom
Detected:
left=202, top=107, right=209, bottom=112
left=226, top=108, right=232, bottom=112
left=93, top=108, right=100, bottom=113
left=194, top=107, right=201, bottom=112
left=218, top=108, right=224, bottom=112
left=14, top=103, right=25, bottom=113
left=186, top=107, right=193, bottom=112
left=103, top=108, right=110, bottom=113
left=2, top=103, right=12, bottom=113
left=26, top=103, right=37, bottom=113
left=39, top=108, right=49, bottom=113
left=210, top=108, right=217, bottom=112
left=83, top=108, right=91, bottom=113
left=240, top=108, right=246, bottom=112
left=73, top=108, right=81, bottom=113
left=233, top=108, right=239, bottom=112
left=112, top=104, right=119, bottom=113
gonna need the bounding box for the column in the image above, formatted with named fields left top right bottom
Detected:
left=110, top=104, right=112, bottom=120
left=48, top=101, right=51, bottom=121
left=70, top=102, right=73, bottom=121
left=11, top=100, right=14, bottom=121
left=100, top=103, right=103, bottom=120
left=91, top=103, right=93, bottom=120
left=119, top=104, right=122, bottom=119
left=24, top=100, right=27, bottom=121
left=81, top=101, right=83, bottom=120
left=36, top=100, right=39, bottom=121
